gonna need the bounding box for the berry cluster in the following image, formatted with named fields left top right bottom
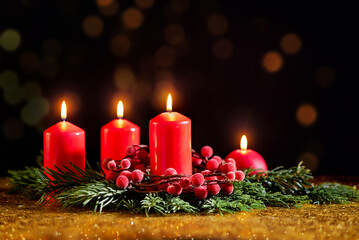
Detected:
left=104, top=145, right=245, bottom=200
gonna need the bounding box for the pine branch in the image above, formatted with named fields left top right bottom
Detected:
left=140, top=193, right=166, bottom=216
left=246, top=162, right=314, bottom=195
left=309, top=183, right=359, bottom=204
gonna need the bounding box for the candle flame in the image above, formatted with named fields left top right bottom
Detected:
left=166, top=93, right=172, bottom=112
left=117, top=100, right=124, bottom=119
left=240, top=135, right=247, bottom=151
left=61, top=101, right=67, bottom=121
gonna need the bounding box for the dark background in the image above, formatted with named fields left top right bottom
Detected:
left=1, top=1, right=358, bottom=176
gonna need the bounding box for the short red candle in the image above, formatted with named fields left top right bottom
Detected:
left=101, top=100, right=140, bottom=175
left=149, top=94, right=192, bottom=175
left=43, top=101, right=85, bottom=174
left=225, top=135, right=267, bottom=174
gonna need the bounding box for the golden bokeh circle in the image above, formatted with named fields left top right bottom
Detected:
left=208, top=14, right=229, bottom=36
left=122, top=8, right=144, bottom=29
left=83, top=15, right=104, bottom=38
left=0, top=29, right=21, bottom=51
left=280, top=33, right=302, bottom=55
left=262, top=51, right=283, bottom=73
left=114, top=65, right=136, bottom=91
left=110, top=35, right=131, bottom=57
left=98, top=0, right=118, bottom=16
left=298, top=152, right=319, bottom=172
left=96, top=0, right=113, bottom=7
left=212, top=38, right=233, bottom=60
left=296, top=103, right=318, bottom=127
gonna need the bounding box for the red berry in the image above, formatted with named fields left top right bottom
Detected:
left=135, top=164, right=146, bottom=172
left=157, top=180, right=169, bottom=191
left=192, top=156, right=203, bottom=166
left=207, top=184, right=220, bottom=195
left=194, top=186, right=208, bottom=199
left=227, top=171, right=236, bottom=181
left=180, top=177, right=191, bottom=189
left=235, top=170, right=245, bottom=181
left=137, top=149, right=149, bottom=161
left=116, top=175, right=129, bottom=189
left=206, top=159, right=220, bottom=172
left=201, top=146, right=213, bottom=158
left=126, top=145, right=137, bottom=157
left=120, top=170, right=132, bottom=181
left=102, top=158, right=112, bottom=170
left=164, top=168, right=177, bottom=176
left=191, top=173, right=205, bottom=187
left=201, top=170, right=211, bottom=175
left=167, top=183, right=182, bottom=196
left=105, top=171, right=119, bottom=182
left=222, top=163, right=236, bottom=174
left=211, top=155, right=222, bottom=164
left=131, top=169, right=144, bottom=182
left=221, top=183, right=234, bottom=195
left=107, top=160, right=117, bottom=170
left=225, top=158, right=236, bottom=166
left=120, top=159, right=131, bottom=169
left=130, top=159, right=140, bottom=169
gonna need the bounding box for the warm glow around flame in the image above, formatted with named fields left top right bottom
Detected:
left=166, top=93, right=172, bottom=112
left=61, top=101, right=67, bottom=121
left=117, top=100, right=124, bottom=119
left=240, top=135, right=247, bottom=151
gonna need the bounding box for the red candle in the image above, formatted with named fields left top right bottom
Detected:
left=101, top=100, right=140, bottom=175
left=149, top=94, right=192, bottom=175
left=43, top=101, right=85, bottom=174
left=225, top=135, right=268, bottom=174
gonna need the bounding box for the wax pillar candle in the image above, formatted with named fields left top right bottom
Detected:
left=149, top=94, right=192, bottom=175
left=43, top=101, right=85, bottom=174
left=225, top=135, right=267, bottom=174
left=101, top=100, right=140, bottom=175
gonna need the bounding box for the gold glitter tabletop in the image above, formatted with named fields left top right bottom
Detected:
left=0, top=177, right=358, bottom=240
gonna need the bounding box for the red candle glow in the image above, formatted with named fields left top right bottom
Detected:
left=43, top=101, right=85, bottom=174
left=101, top=100, right=140, bottom=175
left=149, top=94, right=192, bottom=175
left=225, top=135, right=268, bottom=174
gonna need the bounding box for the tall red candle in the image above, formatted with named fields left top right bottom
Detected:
left=149, top=94, right=192, bottom=175
left=225, top=135, right=267, bottom=174
left=43, top=101, right=85, bottom=174
left=101, top=100, right=140, bottom=175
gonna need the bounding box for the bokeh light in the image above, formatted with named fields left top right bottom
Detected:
left=2, top=118, right=24, bottom=141
left=135, top=0, right=155, bottom=9
left=169, top=0, right=190, bottom=14
left=296, top=103, right=318, bottom=127
left=113, top=65, right=136, bottom=91
left=164, top=24, right=185, bottom=45
left=122, top=8, right=144, bottom=29
left=83, top=15, right=104, bottom=38
left=0, top=29, right=21, bottom=51
left=315, top=66, right=335, bottom=88
left=110, top=35, right=131, bottom=57
left=19, top=52, right=40, bottom=74
left=155, top=46, right=176, bottom=67
left=207, top=14, right=229, bottom=36
left=20, top=96, right=50, bottom=125
left=212, top=38, right=233, bottom=60
left=262, top=51, right=283, bottom=73
left=42, top=38, right=63, bottom=58
left=98, top=0, right=118, bottom=16
left=280, top=33, right=302, bottom=55
left=0, top=70, right=19, bottom=91
left=297, top=152, right=319, bottom=172
left=3, top=85, right=24, bottom=105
